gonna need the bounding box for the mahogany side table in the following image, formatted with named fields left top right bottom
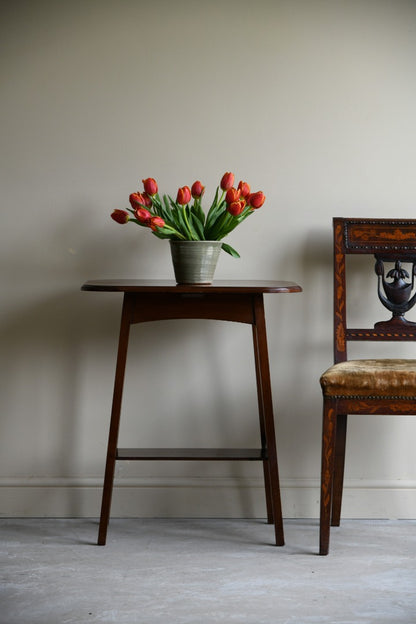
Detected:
left=81, top=279, right=302, bottom=546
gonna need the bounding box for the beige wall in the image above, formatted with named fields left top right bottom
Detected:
left=1, top=0, right=416, bottom=518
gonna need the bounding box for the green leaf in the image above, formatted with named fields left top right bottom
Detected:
left=205, top=187, right=221, bottom=227
left=205, top=203, right=223, bottom=232
left=150, top=193, right=164, bottom=218
left=189, top=212, right=205, bottom=239
left=151, top=230, right=171, bottom=239
left=155, top=195, right=170, bottom=221
left=174, top=209, right=189, bottom=237
left=206, top=211, right=233, bottom=240
left=164, top=196, right=189, bottom=237
left=192, top=202, right=206, bottom=227
left=221, top=243, right=240, bottom=258
left=167, top=194, right=180, bottom=214
left=181, top=206, right=199, bottom=240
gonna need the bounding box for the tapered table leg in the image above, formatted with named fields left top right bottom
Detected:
left=252, top=324, right=274, bottom=524
left=98, top=295, right=132, bottom=545
left=253, top=295, right=284, bottom=546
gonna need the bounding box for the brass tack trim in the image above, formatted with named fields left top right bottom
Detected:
left=348, top=332, right=416, bottom=338
left=329, top=395, right=416, bottom=400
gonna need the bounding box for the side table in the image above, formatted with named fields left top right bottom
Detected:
left=81, top=279, right=302, bottom=546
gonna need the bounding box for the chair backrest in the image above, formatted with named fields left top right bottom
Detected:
left=333, top=218, right=416, bottom=363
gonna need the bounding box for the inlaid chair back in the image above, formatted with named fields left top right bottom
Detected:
left=319, top=218, right=416, bottom=555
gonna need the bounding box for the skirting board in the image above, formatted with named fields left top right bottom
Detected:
left=1, top=477, right=416, bottom=518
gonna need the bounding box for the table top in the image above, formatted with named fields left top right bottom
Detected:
left=81, top=279, right=302, bottom=294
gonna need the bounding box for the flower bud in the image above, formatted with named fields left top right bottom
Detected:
left=150, top=216, right=165, bottom=231
left=176, top=186, right=192, bottom=205
left=227, top=200, right=246, bottom=217
left=191, top=180, right=205, bottom=199
left=248, top=191, right=265, bottom=209
left=111, top=209, right=130, bottom=224
left=142, top=178, right=158, bottom=196
left=220, top=172, right=234, bottom=191
left=237, top=181, right=251, bottom=199
left=135, top=207, right=152, bottom=224
left=225, top=187, right=241, bottom=204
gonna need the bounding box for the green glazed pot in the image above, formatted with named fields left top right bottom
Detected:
left=170, top=240, right=222, bottom=284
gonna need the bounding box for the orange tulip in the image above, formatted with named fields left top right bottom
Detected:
left=225, top=187, right=241, bottom=204
left=248, top=191, right=265, bottom=209
left=220, top=172, right=234, bottom=191
left=237, top=181, right=251, bottom=199
left=150, top=216, right=165, bottom=231
left=176, top=186, right=192, bottom=205
left=227, top=200, right=246, bottom=216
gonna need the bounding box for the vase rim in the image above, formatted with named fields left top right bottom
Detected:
left=169, top=239, right=222, bottom=244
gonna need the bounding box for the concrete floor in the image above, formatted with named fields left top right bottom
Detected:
left=1, top=518, right=416, bottom=624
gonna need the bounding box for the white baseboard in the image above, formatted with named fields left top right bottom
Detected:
left=1, top=477, right=415, bottom=518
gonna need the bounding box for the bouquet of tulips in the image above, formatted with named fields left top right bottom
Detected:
left=111, top=172, right=266, bottom=258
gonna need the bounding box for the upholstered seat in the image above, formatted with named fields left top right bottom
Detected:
left=321, top=359, right=416, bottom=398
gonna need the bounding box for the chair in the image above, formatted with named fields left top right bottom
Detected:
left=319, top=218, right=416, bottom=555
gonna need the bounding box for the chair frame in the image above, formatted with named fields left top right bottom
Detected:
left=320, top=217, right=416, bottom=555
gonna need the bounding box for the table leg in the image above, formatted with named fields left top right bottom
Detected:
left=252, top=295, right=284, bottom=546
left=98, top=295, right=132, bottom=545
left=252, top=324, right=274, bottom=525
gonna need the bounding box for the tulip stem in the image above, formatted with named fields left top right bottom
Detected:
left=161, top=224, right=187, bottom=239
left=182, top=205, right=196, bottom=240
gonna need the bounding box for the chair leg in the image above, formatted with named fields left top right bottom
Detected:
left=319, top=399, right=337, bottom=555
left=331, top=413, right=347, bottom=526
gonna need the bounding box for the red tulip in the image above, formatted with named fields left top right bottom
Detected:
left=227, top=200, right=246, bottom=216
left=237, top=181, right=251, bottom=199
left=191, top=180, right=205, bottom=199
left=129, top=192, right=148, bottom=210
left=220, top=172, right=234, bottom=191
left=141, top=192, right=153, bottom=208
left=142, top=177, right=158, bottom=196
left=225, top=187, right=241, bottom=204
left=150, top=216, right=165, bottom=231
left=135, top=207, right=152, bottom=224
left=248, top=191, right=265, bottom=209
left=111, top=209, right=130, bottom=224
left=176, top=186, right=192, bottom=205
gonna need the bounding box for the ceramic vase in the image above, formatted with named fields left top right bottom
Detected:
left=169, top=240, right=222, bottom=284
